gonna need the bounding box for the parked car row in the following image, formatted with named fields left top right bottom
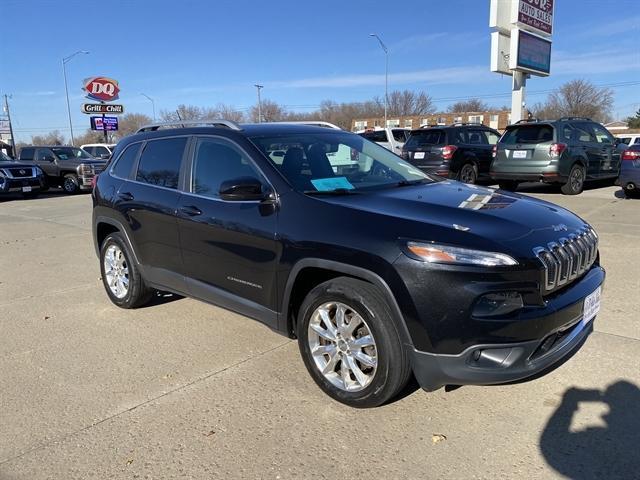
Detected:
left=400, top=117, right=631, bottom=196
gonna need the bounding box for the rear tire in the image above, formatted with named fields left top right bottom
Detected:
left=297, top=277, right=411, bottom=408
left=62, top=173, right=80, bottom=194
left=100, top=232, right=153, bottom=309
left=561, top=164, right=585, bottom=195
left=498, top=180, right=519, bottom=191
left=458, top=163, right=478, bottom=184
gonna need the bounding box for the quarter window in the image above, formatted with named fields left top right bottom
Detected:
left=20, top=148, right=35, bottom=161
left=136, top=137, right=186, bottom=189
left=112, top=143, right=141, bottom=179
left=191, top=138, right=260, bottom=198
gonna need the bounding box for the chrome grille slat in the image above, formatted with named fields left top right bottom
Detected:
left=534, top=227, right=598, bottom=292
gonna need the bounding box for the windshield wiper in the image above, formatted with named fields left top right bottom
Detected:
left=395, top=178, right=430, bottom=187
left=303, top=188, right=359, bottom=196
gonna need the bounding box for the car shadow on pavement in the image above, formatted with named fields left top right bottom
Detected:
left=143, top=290, right=184, bottom=308
left=540, top=381, right=640, bottom=480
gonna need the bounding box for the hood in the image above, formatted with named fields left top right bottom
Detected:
left=0, top=161, right=39, bottom=169
left=315, top=180, right=588, bottom=247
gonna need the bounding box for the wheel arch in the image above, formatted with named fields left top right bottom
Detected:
left=281, top=259, right=413, bottom=347
left=93, top=216, right=141, bottom=265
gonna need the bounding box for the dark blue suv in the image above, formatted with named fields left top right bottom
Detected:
left=92, top=120, right=605, bottom=407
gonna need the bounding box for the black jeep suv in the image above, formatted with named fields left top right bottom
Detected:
left=401, top=123, right=501, bottom=184
left=92, top=121, right=604, bottom=407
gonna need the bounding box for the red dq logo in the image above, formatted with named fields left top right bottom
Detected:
left=83, top=77, right=120, bottom=102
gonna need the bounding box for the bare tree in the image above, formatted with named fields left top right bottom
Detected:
left=75, top=130, right=104, bottom=145
left=374, top=90, right=435, bottom=116
left=212, top=103, right=245, bottom=122
left=532, top=79, right=614, bottom=122
left=249, top=99, right=289, bottom=122
left=31, top=130, right=65, bottom=145
left=449, top=98, right=490, bottom=113
left=116, top=113, right=153, bottom=138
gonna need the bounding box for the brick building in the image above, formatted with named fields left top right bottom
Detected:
left=352, top=110, right=514, bottom=132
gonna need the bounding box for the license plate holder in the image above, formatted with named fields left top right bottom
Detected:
left=414, top=152, right=425, bottom=159
left=22, top=186, right=32, bottom=193
left=583, top=286, right=601, bottom=324
left=512, top=150, right=527, bottom=159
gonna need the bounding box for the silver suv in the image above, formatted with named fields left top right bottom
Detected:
left=490, top=118, right=624, bottom=195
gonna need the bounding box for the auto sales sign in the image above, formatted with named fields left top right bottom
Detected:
left=82, top=77, right=120, bottom=102
left=516, top=0, right=553, bottom=36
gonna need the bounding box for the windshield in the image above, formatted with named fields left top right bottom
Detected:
left=250, top=132, right=433, bottom=193
left=51, top=147, right=93, bottom=160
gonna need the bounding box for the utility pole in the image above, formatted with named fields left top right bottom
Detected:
left=254, top=84, right=264, bottom=123
left=370, top=33, right=388, bottom=128
left=141, top=93, right=156, bottom=121
left=62, top=50, right=89, bottom=146
left=3, top=94, right=17, bottom=158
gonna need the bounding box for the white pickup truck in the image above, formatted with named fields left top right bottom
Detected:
left=356, top=127, right=411, bottom=154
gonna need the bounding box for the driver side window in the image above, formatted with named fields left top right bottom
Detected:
left=35, top=149, right=53, bottom=162
left=192, top=137, right=261, bottom=199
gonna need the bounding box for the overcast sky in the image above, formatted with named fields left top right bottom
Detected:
left=1, top=0, right=639, bottom=142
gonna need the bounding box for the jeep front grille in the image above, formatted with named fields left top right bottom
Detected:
left=534, top=228, right=598, bottom=292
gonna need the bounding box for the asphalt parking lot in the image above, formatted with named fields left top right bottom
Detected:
left=1, top=184, right=639, bottom=480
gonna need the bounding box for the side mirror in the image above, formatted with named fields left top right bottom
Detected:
left=219, top=176, right=266, bottom=201
left=43, top=155, right=55, bottom=162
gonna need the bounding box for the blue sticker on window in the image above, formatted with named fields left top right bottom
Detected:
left=310, top=177, right=355, bottom=191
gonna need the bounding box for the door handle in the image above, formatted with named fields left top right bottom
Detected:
left=118, top=192, right=134, bottom=201
left=179, top=205, right=202, bottom=217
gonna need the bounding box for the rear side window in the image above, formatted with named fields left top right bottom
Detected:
left=392, top=129, right=409, bottom=142
left=404, top=130, right=445, bottom=149
left=574, top=125, right=595, bottom=143
left=359, top=131, right=388, bottom=143
left=112, top=143, right=141, bottom=179
left=20, top=148, right=34, bottom=161
left=136, top=137, right=187, bottom=189
left=500, top=125, right=554, bottom=144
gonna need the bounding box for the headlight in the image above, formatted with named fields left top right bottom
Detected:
left=406, top=241, right=518, bottom=267
left=0, top=169, right=6, bottom=178
left=35, top=166, right=44, bottom=176
left=78, top=164, right=93, bottom=175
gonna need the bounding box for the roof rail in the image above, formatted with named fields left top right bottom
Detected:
left=136, top=120, right=242, bottom=133
left=270, top=121, right=342, bottom=130
left=514, top=118, right=543, bottom=124
left=558, top=116, right=592, bottom=122
left=447, top=122, right=483, bottom=127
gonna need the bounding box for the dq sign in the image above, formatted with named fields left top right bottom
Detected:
left=82, top=77, right=120, bottom=102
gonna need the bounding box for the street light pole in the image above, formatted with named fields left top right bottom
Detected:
left=141, top=93, right=156, bottom=121
left=254, top=84, right=264, bottom=123
left=370, top=33, right=388, bottom=128
left=62, top=50, right=89, bottom=146
left=3, top=94, right=17, bottom=158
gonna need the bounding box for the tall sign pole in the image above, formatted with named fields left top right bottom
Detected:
left=254, top=84, right=264, bottom=123
left=490, top=0, right=554, bottom=122
left=3, top=94, right=17, bottom=158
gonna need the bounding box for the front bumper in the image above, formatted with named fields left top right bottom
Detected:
left=0, top=176, right=45, bottom=194
left=409, top=266, right=604, bottom=391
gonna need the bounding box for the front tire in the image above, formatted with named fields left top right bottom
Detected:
left=561, top=164, right=586, bottom=195
left=297, top=277, right=411, bottom=408
left=62, top=173, right=80, bottom=194
left=100, top=232, right=153, bottom=308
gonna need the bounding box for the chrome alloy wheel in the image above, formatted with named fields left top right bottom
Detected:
left=307, top=302, right=378, bottom=392
left=103, top=244, right=129, bottom=299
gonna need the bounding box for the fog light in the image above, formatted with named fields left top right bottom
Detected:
left=473, top=292, right=523, bottom=317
